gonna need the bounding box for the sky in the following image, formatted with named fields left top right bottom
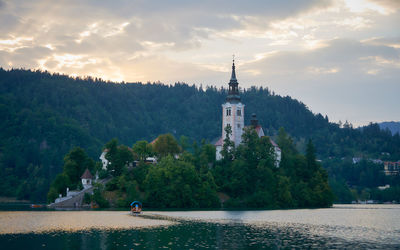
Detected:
left=0, top=0, right=399, bottom=126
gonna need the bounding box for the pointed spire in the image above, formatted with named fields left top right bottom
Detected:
left=230, top=57, right=237, bottom=81
left=226, top=55, right=240, bottom=103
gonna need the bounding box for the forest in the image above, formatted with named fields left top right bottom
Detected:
left=48, top=130, right=333, bottom=209
left=1, top=68, right=400, bottom=202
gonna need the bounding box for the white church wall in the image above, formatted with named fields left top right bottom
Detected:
left=222, top=102, right=244, bottom=147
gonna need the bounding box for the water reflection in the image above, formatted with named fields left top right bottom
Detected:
left=0, top=205, right=399, bottom=249
left=1, top=221, right=399, bottom=249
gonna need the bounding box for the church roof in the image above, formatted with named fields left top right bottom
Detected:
left=254, top=125, right=263, bottom=137
left=269, top=139, right=280, bottom=150
left=81, top=168, right=93, bottom=179
left=244, top=124, right=281, bottom=151
left=214, top=137, right=223, bottom=146
left=150, top=137, right=158, bottom=145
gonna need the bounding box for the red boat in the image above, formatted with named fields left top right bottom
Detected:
left=30, top=204, right=44, bottom=208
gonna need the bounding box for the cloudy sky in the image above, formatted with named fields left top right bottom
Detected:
left=0, top=0, right=399, bottom=126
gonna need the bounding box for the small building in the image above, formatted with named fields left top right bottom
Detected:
left=81, top=168, right=93, bottom=189
left=383, top=161, right=400, bottom=176
left=378, top=184, right=390, bottom=190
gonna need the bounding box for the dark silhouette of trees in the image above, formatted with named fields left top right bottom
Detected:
left=0, top=68, right=399, bottom=202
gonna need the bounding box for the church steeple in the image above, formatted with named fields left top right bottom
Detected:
left=226, top=57, right=240, bottom=103
left=230, top=59, right=237, bottom=81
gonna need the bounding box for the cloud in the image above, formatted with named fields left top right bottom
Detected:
left=239, top=39, right=400, bottom=125
left=0, top=0, right=399, bottom=125
left=0, top=0, right=335, bottom=82
left=368, top=0, right=400, bottom=10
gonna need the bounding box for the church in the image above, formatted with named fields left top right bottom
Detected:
left=214, top=59, right=281, bottom=167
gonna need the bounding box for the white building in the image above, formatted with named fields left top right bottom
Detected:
left=81, top=168, right=93, bottom=189
left=215, top=60, right=281, bottom=167
left=99, top=149, right=109, bottom=170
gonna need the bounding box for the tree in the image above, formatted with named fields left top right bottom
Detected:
left=63, top=147, right=94, bottom=184
left=132, top=140, right=153, bottom=161
left=179, top=135, right=190, bottom=152
left=277, top=127, right=297, bottom=155
left=104, top=139, right=133, bottom=176
left=104, top=138, right=118, bottom=169
left=306, top=139, right=317, bottom=172
left=221, top=124, right=234, bottom=161
left=112, top=145, right=134, bottom=176
left=143, top=155, right=219, bottom=208
left=153, top=134, right=181, bottom=158
left=47, top=147, right=94, bottom=202
left=47, top=173, right=70, bottom=202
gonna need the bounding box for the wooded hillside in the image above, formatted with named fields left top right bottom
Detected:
left=1, top=69, right=399, bottom=201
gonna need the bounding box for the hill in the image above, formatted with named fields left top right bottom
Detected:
left=1, top=68, right=400, bottom=201
left=379, top=122, right=400, bottom=135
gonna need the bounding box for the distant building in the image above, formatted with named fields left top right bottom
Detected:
left=214, top=59, right=281, bottom=167
left=383, top=161, right=400, bottom=176
left=99, top=149, right=109, bottom=170
left=352, top=157, right=362, bottom=164
left=378, top=184, right=390, bottom=190
left=81, top=168, right=93, bottom=189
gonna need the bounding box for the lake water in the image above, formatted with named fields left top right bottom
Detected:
left=1, top=204, right=399, bottom=249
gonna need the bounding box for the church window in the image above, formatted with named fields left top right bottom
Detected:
left=237, top=124, right=241, bottom=128
left=226, top=108, right=231, bottom=116
left=237, top=109, right=241, bottom=116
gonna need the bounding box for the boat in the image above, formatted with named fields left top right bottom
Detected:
left=30, top=204, right=44, bottom=208
left=130, top=201, right=142, bottom=215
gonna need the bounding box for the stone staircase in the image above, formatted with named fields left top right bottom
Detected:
left=48, top=178, right=111, bottom=208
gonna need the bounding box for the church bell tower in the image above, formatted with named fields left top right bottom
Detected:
left=221, top=58, right=245, bottom=147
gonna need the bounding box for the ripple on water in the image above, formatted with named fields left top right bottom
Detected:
left=1, top=206, right=400, bottom=249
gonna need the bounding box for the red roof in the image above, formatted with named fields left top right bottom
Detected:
left=81, top=168, right=93, bottom=179
left=270, top=139, right=281, bottom=151
left=150, top=137, right=158, bottom=145
left=214, top=137, right=223, bottom=146
left=255, top=125, right=263, bottom=137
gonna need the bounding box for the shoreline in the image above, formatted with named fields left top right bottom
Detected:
left=0, top=211, right=174, bottom=234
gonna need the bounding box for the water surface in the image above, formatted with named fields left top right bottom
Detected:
left=0, top=204, right=399, bottom=249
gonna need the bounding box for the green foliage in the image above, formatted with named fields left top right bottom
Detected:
left=92, top=184, right=109, bottom=208
left=143, top=155, right=219, bottom=208
left=153, top=134, right=181, bottom=158
left=46, top=147, right=94, bottom=203
left=324, top=158, right=400, bottom=202
left=132, top=140, right=153, bottom=161
left=213, top=128, right=334, bottom=208
left=104, top=139, right=134, bottom=176
left=1, top=69, right=399, bottom=202
left=83, top=193, right=92, bottom=204
left=221, top=124, right=234, bottom=161
left=63, top=147, right=95, bottom=184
